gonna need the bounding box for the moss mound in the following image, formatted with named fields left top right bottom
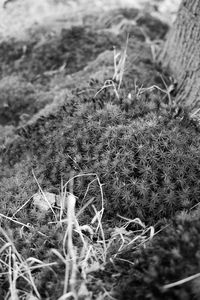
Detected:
left=2, top=88, right=200, bottom=225
left=0, top=5, right=199, bottom=299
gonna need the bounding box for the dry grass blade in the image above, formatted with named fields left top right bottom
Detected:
left=0, top=212, right=31, bottom=229
left=8, top=246, right=18, bottom=300
left=113, top=34, right=129, bottom=90
left=163, top=272, right=200, bottom=289
left=12, top=195, right=34, bottom=218
left=0, top=228, right=41, bottom=299
left=94, top=79, right=119, bottom=99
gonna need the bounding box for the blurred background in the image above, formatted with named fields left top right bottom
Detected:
left=0, top=0, right=181, bottom=40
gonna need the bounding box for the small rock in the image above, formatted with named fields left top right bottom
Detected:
left=33, top=191, right=56, bottom=211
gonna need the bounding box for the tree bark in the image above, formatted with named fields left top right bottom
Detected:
left=159, top=0, right=200, bottom=111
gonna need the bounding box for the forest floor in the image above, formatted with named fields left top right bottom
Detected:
left=0, top=0, right=180, bottom=39
left=1, top=0, right=200, bottom=299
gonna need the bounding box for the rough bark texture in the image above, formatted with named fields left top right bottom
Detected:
left=159, top=0, right=200, bottom=111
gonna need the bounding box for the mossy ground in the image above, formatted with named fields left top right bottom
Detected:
left=0, top=4, right=199, bottom=300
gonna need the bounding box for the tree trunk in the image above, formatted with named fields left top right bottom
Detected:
left=159, top=0, right=200, bottom=111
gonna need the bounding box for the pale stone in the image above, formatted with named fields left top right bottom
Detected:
left=33, top=191, right=56, bottom=211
